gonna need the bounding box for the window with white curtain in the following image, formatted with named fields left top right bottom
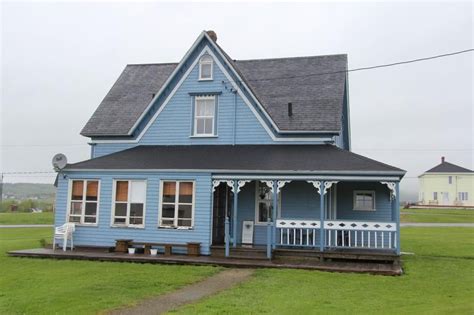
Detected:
left=199, top=55, right=213, bottom=80
left=112, top=180, right=146, bottom=227
left=194, top=96, right=215, bottom=136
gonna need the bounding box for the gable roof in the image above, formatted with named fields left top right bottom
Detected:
left=81, top=32, right=347, bottom=137
left=425, top=161, right=473, bottom=173
left=64, top=145, right=405, bottom=176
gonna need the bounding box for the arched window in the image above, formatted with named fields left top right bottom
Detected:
left=199, top=55, right=213, bottom=80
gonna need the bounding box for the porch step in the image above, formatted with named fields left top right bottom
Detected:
left=211, top=245, right=268, bottom=260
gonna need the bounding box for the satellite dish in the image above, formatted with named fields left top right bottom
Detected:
left=52, top=153, right=67, bottom=171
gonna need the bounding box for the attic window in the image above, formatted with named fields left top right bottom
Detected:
left=199, top=55, right=213, bottom=80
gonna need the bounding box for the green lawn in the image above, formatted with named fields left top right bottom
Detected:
left=401, top=208, right=474, bottom=223
left=0, top=228, right=219, bottom=314
left=0, top=212, right=54, bottom=225
left=174, top=227, right=474, bottom=314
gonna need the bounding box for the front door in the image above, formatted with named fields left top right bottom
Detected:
left=212, top=184, right=232, bottom=245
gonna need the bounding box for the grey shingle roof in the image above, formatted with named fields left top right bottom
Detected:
left=234, top=55, right=347, bottom=132
left=425, top=161, right=472, bottom=173
left=81, top=51, right=347, bottom=136
left=81, top=63, right=177, bottom=136
left=65, top=145, right=405, bottom=175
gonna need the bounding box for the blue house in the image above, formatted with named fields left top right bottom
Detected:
left=54, top=31, right=405, bottom=260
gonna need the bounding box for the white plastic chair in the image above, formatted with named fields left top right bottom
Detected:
left=53, top=223, right=75, bottom=251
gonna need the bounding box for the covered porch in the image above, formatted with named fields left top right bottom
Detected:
left=211, top=176, right=400, bottom=259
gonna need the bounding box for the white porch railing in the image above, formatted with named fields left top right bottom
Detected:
left=275, top=219, right=397, bottom=250
left=276, top=219, right=321, bottom=247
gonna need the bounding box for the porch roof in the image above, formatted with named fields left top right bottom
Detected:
left=64, top=145, right=405, bottom=176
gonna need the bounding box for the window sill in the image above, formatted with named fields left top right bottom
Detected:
left=198, top=78, right=213, bottom=82
left=110, top=225, right=145, bottom=229
left=189, top=135, right=218, bottom=138
left=73, top=223, right=98, bottom=227
left=158, top=226, right=194, bottom=230
left=254, top=222, right=271, bottom=226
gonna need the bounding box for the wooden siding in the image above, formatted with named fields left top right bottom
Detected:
left=55, top=171, right=213, bottom=255
left=336, top=182, right=393, bottom=221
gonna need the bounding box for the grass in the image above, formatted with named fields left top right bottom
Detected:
left=0, top=212, right=54, bottom=225
left=0, top=228, right=220, bottom=314
left=401, top=208, right=474, bottom=223
left=174, top=227, right=474, bottom=315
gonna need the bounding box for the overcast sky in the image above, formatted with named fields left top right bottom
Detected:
left=1, top=1, right=473, bottom=200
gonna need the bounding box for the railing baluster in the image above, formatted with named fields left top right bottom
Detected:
left=348, top=231, right=351, bottom=247
left=368, top=232, right=371, bottom=248
left=389, top=231, right=392, bottom=248
left=382, top=232, right=385, bottom=249
left=355, top=231, right=358, bottom=247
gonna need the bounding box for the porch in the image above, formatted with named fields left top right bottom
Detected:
left=211, top=177, right=400, bottom=259
left=8, top=247, right=402, bottom=276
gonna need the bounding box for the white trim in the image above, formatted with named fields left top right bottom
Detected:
left=66, top=179, right=100, bottom=226
left=353, top=190, right=376, bottom=211
left=88, top=45, right=337, bottom=144
left=110, top=179, right=147, bottom=228
left=198, top=54, right=213, bottom=81
left=158, top=180, right=196, bottom=229
left=193, top=95, right=216, bottom=136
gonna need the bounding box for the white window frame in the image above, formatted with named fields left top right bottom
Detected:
left=67, top=179, right=100, bottom=226
left=111, top=180, right=147, bottom=228
left=433, top=192, right=438, bottom=201
left=159, top=180, right=196, bottom=229
left=459, top=192, right=468, bottom=201
left=198, top=55, right=213, bottom=80
left=448, top=176, right=453, bottom=184
left=254, top=181, right=282, bottom=225
left=353, top=190, right=376, bottom=211
left=193, top=95, right=216, bottom=136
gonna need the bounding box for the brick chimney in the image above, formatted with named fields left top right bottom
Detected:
left=206, top=30, right=217, bottom=42
left=441, top=156, right=445, bottom=163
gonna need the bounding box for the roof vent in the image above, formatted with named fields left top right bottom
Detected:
left=206, top=30, right=217, bottom=42
left=441, top=156, right=445, bottom=163
left=288, top=102, right=293, bottom=117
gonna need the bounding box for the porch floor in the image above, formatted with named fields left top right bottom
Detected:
left=8, top=248, right=402, bottom=276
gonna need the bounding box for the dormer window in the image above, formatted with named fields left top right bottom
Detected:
left=199, top=55, right=213, bottom=80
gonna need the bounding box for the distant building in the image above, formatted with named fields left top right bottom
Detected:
left=418, top=157, right=474, bottom=207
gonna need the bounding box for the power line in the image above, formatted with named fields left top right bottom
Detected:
left=242, top=48, right=474, bottom=82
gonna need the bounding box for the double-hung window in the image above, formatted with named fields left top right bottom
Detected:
left=112, top=180, right=146, bottom=227
left=459, top=192, right=469, bottom=201
left=160, top=181, right=194, bottom=228
left=199, top=55, right=213, bottom=80
left=68, top=180, right=99, bottom=224
left=194, top=96, right=215, bottom=136
left=353, top=191, right=376, bottom=211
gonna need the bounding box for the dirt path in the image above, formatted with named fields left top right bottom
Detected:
left=108, top=268, right=254, bottom=315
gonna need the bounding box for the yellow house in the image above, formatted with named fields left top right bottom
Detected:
left=419, top=157, right=474, bottom=207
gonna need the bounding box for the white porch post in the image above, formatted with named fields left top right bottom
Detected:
left=272, top=181, right=278, bottom=250
left=319, top=181, right=325, bottom=252
left=232, top=181, right=238, bottom=248
left=395, top=182, right=401, bottom=254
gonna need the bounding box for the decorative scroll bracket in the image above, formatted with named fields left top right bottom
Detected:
left=276, top=180, right=291, bottom=194
left=236, top=180, right=251, bottom=194
left=380, top=181, right=397, bottom=200
left=323, top=181, right=338, bottom=195
left=261, top=180, right=275, bottom=194
left=307, top=180, right=322, bottom=195
left=212, top=180, right=235, bottom=193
